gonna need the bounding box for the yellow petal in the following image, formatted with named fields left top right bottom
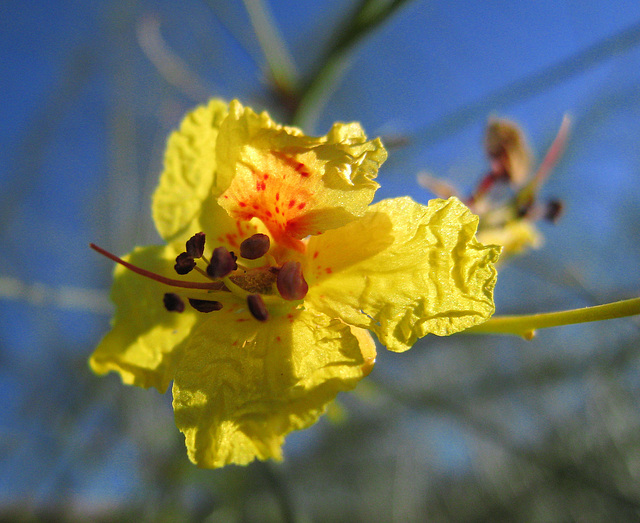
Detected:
left=90, top=245, right=199, bottom=391
left=477, top=220, right=542, bottom=260
left=217, top=100, right=386, bottom=250
left=152, top=99, right=229, bottom=242
left=197, top=198, right=263, bottom=254
left=172, top=307, right=375, bottom=468
left=305, top=197, right=501, bottom=352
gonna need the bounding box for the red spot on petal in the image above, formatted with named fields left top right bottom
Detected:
left=313, top=251, right=319, bottom=259
left=226, top=233, right=238, bottom=247
left=263, top=173, right=269, bottom=180
left=297, top=166, right=310, bottom=177
left=275, top=193, right=280, bottom=201
left=239, top=202, right=247, bottom=208
left=288, top=199, right=296, bottom=209
left=265, top=210, right=272, bottom=217
left=325, top=267, right=332, bottom=274
left=276, top=336, right=281, bottom=342
left=297, top=202, right=306, bottom=210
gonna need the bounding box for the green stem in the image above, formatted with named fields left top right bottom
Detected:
left=292, top=0, right=414, bottom=129
left=467, top=297, right=640, bottom=339
left=242, top=0, right=298, bottom=96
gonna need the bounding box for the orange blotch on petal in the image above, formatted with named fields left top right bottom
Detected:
left=225, top=233, right=238, bottom=247
left=220, top=151, right=320, bottom=249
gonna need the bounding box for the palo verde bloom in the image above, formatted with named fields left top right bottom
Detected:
left=91, top=99, right=500, bottom=468
left=418, top=117, right=568, bottom=260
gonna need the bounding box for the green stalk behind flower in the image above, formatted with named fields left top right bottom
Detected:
left=467, top=297, right=640, bottom=339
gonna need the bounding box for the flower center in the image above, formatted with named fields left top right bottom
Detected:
left=219, top=151, right=319, bottom=252
left=90, top=231, right=308, bottom=322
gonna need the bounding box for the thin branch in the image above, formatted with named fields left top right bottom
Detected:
left=0, top=275, right=112, bottom=314
left=292, top=0, right=415, bottom=128
left=242, top=0, right=298, bottom=95
left=375, top=380, right=640, bottom=511
left=0, top=45, right=96, bottom=236
left=400, top=19, right=640, bottom=154
left=137, top=15, right=212, bottom=101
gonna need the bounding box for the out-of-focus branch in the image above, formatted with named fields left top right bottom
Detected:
left=292, top=0, right=415, bottom=129
left=399, top=19, right=640, bottom=154
left=376, top=380, right=640, bottom=511
left=0, top=45, right=96, bottom=236
left=137, top=15, right=212, bottom=101
left=242, top=0, right=299, bottom=98
left=0, top=275, right=112, bottom=314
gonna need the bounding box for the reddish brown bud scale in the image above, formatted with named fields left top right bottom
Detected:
left=277, top=261, right=308, bottom=301
left=240, top=233, right=270, bottom=259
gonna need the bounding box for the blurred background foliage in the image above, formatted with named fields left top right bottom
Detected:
left=3, top=0, right=640, bottom=520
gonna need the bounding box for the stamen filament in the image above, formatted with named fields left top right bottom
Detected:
left=194, top=265, right=210, bottom=279
left=518, top=115, right=570, bottom=206
left=90, top=243, right=225, bottom=290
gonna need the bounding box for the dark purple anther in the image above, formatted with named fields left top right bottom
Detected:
left=188, top=298, right=223, bottom=313
left=163, top=292, right=185, bottom=312
left=174, top=252, right=196, bottom=275
left=247, top=294, right=269, bottom=322
left=277, top=261, right=308, bottom=301
left=206, top=246, right=238, bottom=278
left=186, top=232, right=206, bottom=258
left=240, top=233, right=270, bottom=260
left=545, top=199, right=564, bottom=223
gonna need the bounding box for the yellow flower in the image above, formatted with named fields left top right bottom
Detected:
left=90, top=99, right=500, bottom=468
left=477, top=220, right=543, bottom=260
left=418, top=116, right=567, bottom=262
